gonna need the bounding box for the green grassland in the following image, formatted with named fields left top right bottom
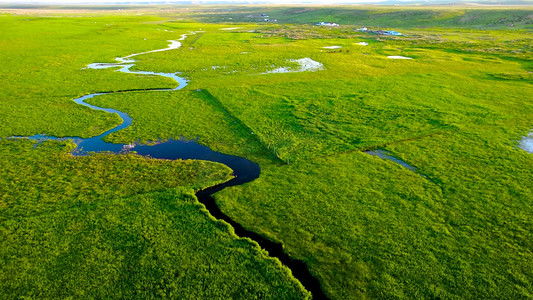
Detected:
left=0, top=15, right=177, bottom=138
left=0, top=14, right=308, bottom=299
left=0, top=139, right=308, bottom=298
left=1, top=6, right=532, bottom=299
left=194, top=6, right=533, bottom=29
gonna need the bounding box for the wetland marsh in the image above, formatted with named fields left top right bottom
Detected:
left=0, top=5, right=532, bottom=299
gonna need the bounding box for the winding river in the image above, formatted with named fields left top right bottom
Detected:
left=19, top=34, right=327, bottom=299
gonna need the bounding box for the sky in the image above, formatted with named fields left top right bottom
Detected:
left=0, top=0, right=528, bottom=4
left=0, top=0, right=380, bottom=2
left=0, top=0, right=386, bottom=3
left=0, top=0, right=484, bottom=3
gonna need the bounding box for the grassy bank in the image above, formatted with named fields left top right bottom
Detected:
left=0, top=139, right=309, bottom=298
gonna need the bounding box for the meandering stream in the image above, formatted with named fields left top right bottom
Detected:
left=17, top=35, right=328, bottom=299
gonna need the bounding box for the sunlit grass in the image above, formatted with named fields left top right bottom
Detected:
left=1, top=7, right=532, bottom=299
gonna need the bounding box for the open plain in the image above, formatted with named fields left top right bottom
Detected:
left=0, top=5, right=532, bottom=299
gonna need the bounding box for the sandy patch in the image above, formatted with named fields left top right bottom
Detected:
left=388, top=56, right=413, bottom=59
left=220, top=27, right=242, bottom=30
left=355, top=42, right=368, bottom=46
left=323, top=46, right=342, bottom=49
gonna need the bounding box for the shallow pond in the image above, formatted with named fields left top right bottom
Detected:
left=519, top=131, right=533, bottom=153
left=265, top=57, right=323, bottom=74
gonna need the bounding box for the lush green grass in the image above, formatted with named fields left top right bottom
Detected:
left=215, top=131, right=533, bottom=299
left=182, top=24, right=532, bottom=299
left=0, top=14, right=176, bottom=138
left=0, top=14, right=308, bottom=299
left=1, top=7, right=532, bottom=299
left=0, top=139, right=233, bottom=220
left=113, top=14, right=532, bottom=299
left=88, top=89, right=278, bottom=165
left=0, top=139, right=309, bottom=298
left=84, top=20, right=533, bottom=298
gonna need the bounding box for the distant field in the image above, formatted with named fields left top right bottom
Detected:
left=2, top=4, right=532, bottom=29
left=1, top=6, right=532, bottom=299
left=191, top=6, right=533, bottom=29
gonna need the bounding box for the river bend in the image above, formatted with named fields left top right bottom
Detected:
left=17, top=34, right=328, bottom=299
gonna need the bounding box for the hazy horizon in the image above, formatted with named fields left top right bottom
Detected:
left=1, top=0, right=531, bottom=5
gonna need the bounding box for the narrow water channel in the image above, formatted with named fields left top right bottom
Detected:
left=18, top=36, right=328, bottom=299
left=366, top=149, right=428, bottom=179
